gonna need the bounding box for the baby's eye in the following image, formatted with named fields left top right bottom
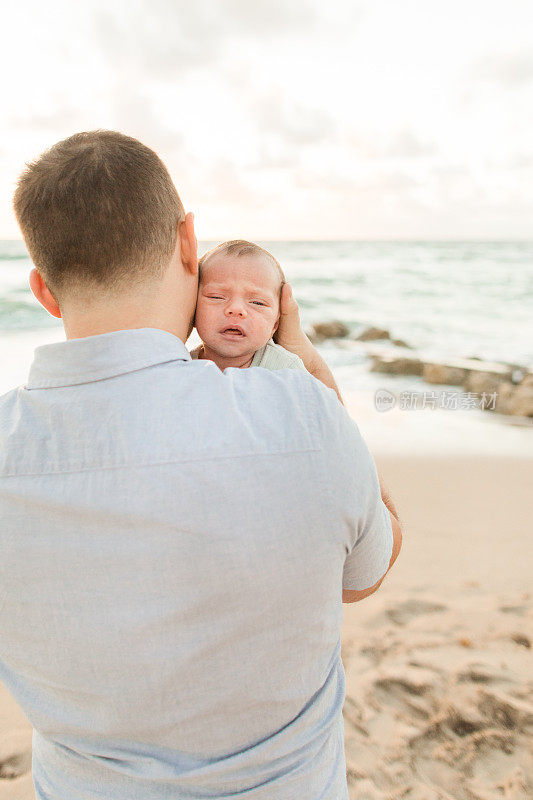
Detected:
left=251, top=301, right=267, bottom=306
left=207, top=295, right=224, bottom=299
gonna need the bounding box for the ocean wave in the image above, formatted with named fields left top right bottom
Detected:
left=1, top=241, right=532, bottom=364
left=0, top=297, right=53, bottom=331
left=0, top=242, right=30, bottom=261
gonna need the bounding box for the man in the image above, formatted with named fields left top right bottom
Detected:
left=0, top=130, right=402, bottom=800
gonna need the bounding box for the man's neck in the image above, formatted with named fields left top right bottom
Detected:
left=62, top=306, right=192, bottom=344
left=59, top=274, right=195, bottom=342
left=199, top=343, right=255, bottom=370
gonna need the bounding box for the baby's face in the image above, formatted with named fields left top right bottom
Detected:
left=194, top=253, right=281, bottom=359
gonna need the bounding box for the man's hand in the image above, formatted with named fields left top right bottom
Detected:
left=274, top=284, right=315, bottom=361
left=274, top=283, right=344, bottom=404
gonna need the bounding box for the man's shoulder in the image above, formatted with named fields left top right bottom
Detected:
left=222, top=366, right=368, bottom=480
left=0, top=385, right=22, bottom=413
left=225, top=359, right=315, bottom=393
left=224, top=363, right=344, bottom=433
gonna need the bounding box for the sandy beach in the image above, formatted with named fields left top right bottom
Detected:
left=0, top=394, right=531, bottom=799
left=342, top=454, right=532, bottom=800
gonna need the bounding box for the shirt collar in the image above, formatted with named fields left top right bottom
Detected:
left=26, top=327, right=192, bottom=389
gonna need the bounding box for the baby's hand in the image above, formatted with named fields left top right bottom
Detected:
left=274, top=283, right=312, bottom=356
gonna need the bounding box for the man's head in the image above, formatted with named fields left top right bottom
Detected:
left=14, top=130, right=198, bottom=341
left=194, top=240, right=286, bottom=361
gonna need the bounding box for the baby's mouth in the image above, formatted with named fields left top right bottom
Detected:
left=220, top=327, right=245, bottom=337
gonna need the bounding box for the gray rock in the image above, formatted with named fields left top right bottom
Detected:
left=309, top=320, right=350, bottom=342
left=391, top=338, right=412, bottom=348
left=495, top=382, right=515, bottom=414
left=355, top=326, right=391, bottom=342
left=508, top=384, right=533, bottom=417
left=427, top=357, right=513, bottom=379
left=493, top=380, right=533, bottom=417
left=423, top=364, right=468, bottom=386
left=463, top=372, right=505, bottom=396
left=370, top=355, right=425, bottom=376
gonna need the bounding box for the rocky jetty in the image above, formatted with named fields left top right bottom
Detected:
left=307, top=322, right=414, bottom=349
left=370, top=353, right=532, bottom=418
left=304, top=319, right=532, bottom=419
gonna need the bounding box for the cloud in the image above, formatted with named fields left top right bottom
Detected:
left=111, top=86, right=186, bottom=154
left=250, top=89, right=336, bottom=147
left=92, top=0, right=317, bottom=80
left=250, top=146, right=300, bottom=171
left=9, top=102, right=88, bottom=133
left=385, top=129, right=438, bottom=159
left=293, top=165, right=419, bottom=195
left=469, top=50, right=533, bottom=87
left=484, top=153, right=533, bottom=171
left=193, top=158, right=267, bottom=207
left=216, top=0, right=317, bottom=36
left=6, top=86, right=187, bottom=169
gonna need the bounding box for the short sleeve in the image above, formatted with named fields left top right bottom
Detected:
left=311, top=381, right=394, bottom=591
left=342, top=484, right=393, bottom=591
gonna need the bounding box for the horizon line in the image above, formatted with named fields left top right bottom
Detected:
left=2, top=237, right=533, bottom=245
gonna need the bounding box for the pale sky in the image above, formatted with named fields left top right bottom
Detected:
left=1, top=0, right=532, bottom=240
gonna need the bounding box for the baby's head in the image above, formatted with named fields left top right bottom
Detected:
left=194, top=240, right=285, bottom=361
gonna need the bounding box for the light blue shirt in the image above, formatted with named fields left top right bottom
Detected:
left=0, top=328, right=393, bottom=800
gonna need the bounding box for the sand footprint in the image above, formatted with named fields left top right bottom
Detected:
left=498, top=604, right=527, bottom=615
left=0, top=729, right=33, bottom=781
left=456, top=661, right=511, bottom=684
left=477, top=687, right=533, bottom=732
left=384, top=597, right=447, bottom=627
left=0, top=750, right=32, bottom=780
left=509, top=632, right=531, bottom=649
left=370, top=665, right=439, bottom=722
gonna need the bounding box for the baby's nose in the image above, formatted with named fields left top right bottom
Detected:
left=225, top=301, right=247, bottom=316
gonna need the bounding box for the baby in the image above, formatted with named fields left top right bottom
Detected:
left=190, top=240, right=306, bottom=372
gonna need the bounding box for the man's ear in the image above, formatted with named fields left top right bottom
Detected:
left=177, top=212, right=198, bottom=276
left=29, top=268, right=62, bottom=318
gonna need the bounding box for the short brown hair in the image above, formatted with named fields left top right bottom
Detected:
left=198, top=240, right=285, bottom=293
left=13, top=130, right=184, bottom=302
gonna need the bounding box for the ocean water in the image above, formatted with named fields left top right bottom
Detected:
left=1, top=239, right=532, bottom=452
left=2, top=239, right=532, bottom=355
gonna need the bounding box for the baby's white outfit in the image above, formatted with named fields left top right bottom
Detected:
left=189, top=338, right=307, bottom=371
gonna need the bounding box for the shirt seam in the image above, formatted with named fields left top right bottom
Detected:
left=25, top=356, right=190, bottom=390
left=0, top=445, right=323, bottom=479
